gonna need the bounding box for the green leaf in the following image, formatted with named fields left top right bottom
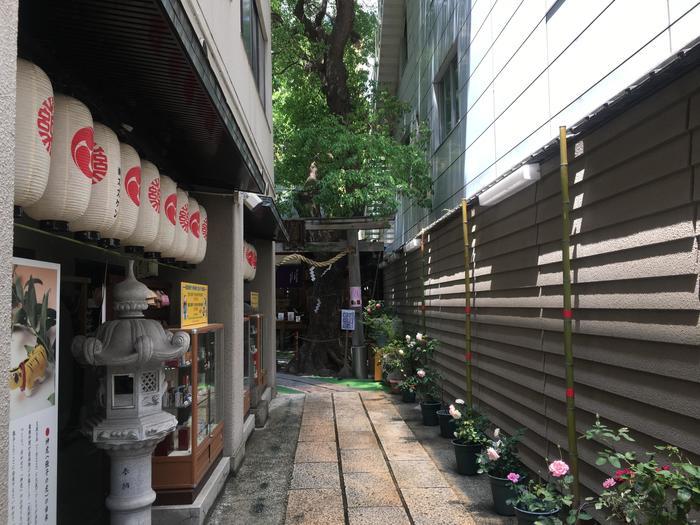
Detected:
left=609, top=456, right=621, bottom=468
left=595, top=456, right=607, bottom=466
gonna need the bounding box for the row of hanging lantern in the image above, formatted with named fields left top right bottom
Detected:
left=14, top=58, right=208, bottom=265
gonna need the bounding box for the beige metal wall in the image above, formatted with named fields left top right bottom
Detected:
left=384, top=67, right=700, bottom=494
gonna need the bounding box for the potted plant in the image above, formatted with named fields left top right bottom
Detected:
left=398, top=375, right=417, bottom=403
left=378, top=341, right=403, bottom=393
left=477, top=427, right=526, bottom=516
left=415, top=367, right=441, bottom=426
left=362, top=300, right=397, bottom=347
left=436, top=398, right=460, bottom=438
left=583, top=416, right=700, bottom=523
left=451, top=404, right=489, bottom=476
left=507, top=459, right=588, bottom=525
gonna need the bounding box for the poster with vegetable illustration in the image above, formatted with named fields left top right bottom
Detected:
left=8, top=258, right=59, bottom=525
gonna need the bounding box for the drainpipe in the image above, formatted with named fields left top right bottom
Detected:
left=559, top=126, right=580, bottom=507
left=460, top=199, right=473, bottom=409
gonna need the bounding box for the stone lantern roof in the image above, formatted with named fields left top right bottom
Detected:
left=72, top=260, right=189, bottom=370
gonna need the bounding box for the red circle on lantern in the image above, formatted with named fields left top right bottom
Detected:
left=37, top=96, right=54, bottom=154
left=148, top=178, right=160, bottom=213
left=165, top=194, right=177, bottom=225
left=71, top=126, right=94, bottom=179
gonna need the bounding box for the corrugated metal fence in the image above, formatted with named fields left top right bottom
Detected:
left=384, top=67, right=700, bottom=495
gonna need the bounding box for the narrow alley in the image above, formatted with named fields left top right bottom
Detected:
left=207, top=388, right=514, bottom=525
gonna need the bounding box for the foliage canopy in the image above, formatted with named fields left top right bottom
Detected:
left=271, top=0, right=431, bottom=218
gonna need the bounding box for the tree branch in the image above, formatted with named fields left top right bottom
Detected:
left=293, top=0, right=326, bottom=44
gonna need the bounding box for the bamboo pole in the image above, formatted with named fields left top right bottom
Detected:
left=420, top=232, right=427, bottom=335
left=559, top=126, right=580, bottom=508
left=461, top=199, right=473, bottom=409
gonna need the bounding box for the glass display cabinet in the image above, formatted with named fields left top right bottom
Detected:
left=152, top=323, right=224, bottom=504
left=243, top=315, right=263, bottom=415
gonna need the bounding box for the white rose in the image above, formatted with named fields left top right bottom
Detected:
left=494, top=428, right=500, bottom=438
left=416, top=333, right=423, bottom=341
left=405, top=335, right=411, bottom=342
left=455, top=399, right=465, bottom=405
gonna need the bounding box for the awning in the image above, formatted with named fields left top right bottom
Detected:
left=244, top=196, right=290, bottom=242
left=18, top=0, right=265, bottom=194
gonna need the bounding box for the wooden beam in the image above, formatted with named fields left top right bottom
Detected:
left=299, top=217, right=392, bottom=230
left=275, top=241, right=385, bottom=253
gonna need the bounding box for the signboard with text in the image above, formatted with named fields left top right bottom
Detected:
left=341, top=309, right=356, bottom=331
left=9, top=258, right=60, bottom=525
left=180, top=282, right=208, bottom=327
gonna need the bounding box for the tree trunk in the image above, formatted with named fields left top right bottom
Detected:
left=286, top=256, right=345, bottom=375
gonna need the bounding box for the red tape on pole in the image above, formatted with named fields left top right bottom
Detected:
left=464, top=306, right=472, bottom=314
left=566, top=388, right=575, bottom=398
left=563, top=309, right=573, bottom=319
left=466, top=351, right=473, bottom=361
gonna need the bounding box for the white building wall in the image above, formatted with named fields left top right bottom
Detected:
left=385, top=0, right=700, bottom=250
left=182, top=0, right=274, bottom=195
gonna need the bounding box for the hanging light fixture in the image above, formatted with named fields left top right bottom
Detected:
left=477, top=163, right=541, bottom=207
left=243, top=241, right=257, bottom=282
left=100, top=143, right=141, bottom=249
left=160, top=187, right=189, bottom=263
left=14, top=59, right=53, bottom=216
left=24, top=94, right=94, bottom=231
left=182, top=195, right=200, bottom=265
left=68, top=123, right=121, bottom=241
left=144, top=175, right=177, bottom=259
left=123, top=160, right=160, bottom=253
left=192, top=205, right=207, bottom=265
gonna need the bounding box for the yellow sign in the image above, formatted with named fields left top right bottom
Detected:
left=181, top=282, right=208, bottom=327
left=250, top=291, right=259, bottom=311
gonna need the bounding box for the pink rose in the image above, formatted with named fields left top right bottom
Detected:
left=448, top=405, right=462, bottom=420
left=375, top=303, right=381, bottom=309
left=417, top=369, right=426, bottom=378
left=602, top=478, right=616, bottom=489
left=507, top=473, right=520, bottom=483
left=548, top=460, right=570, bottom=478
left=486, top=447, right=500, bottom=461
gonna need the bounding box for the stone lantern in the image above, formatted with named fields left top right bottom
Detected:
left=72, top=261, right=189, bottom=524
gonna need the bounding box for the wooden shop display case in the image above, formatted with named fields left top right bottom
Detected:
left=152, top=323, right=224, bottom=505
left=243, top=315, right=263, bottom=415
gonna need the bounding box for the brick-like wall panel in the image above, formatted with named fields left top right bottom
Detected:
left=384, top=70, right=700, bottom=495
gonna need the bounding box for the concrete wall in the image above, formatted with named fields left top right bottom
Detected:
left=0, top=1, right=18, bottom=521
left=383, top=0, right=700, bottom=249
left=384, top=66, right=700, bottom=496
left=182, top=0, right=274, bottom=194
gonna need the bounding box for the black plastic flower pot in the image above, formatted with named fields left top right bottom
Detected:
left=401, top=390, right=416, bottom=403
left=436, top=410, right=454, bottom=438
left=451, top=440, right=482, bottom=476
left=420, top=401, right=441, bottom=426
left=514, top=506, right=560, bottom=524
left=488, top=474, right=519, bottom=516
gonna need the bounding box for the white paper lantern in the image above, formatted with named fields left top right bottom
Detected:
left=144, top=175, right=176, bottom=256
left=183, top=196, right=200, bottom=263
left=161, top=188, right=189, bottom=261
left=192, top=205, right=207, bottom=264
left=102, top=143, right=141, bottom=244
left=243, top=241, right=257, bottom=281
left=123, top=160, right=160, bottom=249
left=68, top=123, right=121, bottom=237
left=14, top=59, right=53, bottom=209
left=25, top=94, right=93, bottom=226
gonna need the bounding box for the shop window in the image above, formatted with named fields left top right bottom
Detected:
left=241, top=0, right=267, bottom=107
left=437, top=55, right=459, bottom=142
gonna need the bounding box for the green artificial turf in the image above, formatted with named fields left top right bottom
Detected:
left=277, top=385, right=305, bottom=395
left=306, top=376, right=390, bottom=392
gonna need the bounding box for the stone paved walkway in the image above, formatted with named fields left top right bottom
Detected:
left=207, top=390, right=513, bottom=524
left=286, top=391, right=500, bottom=525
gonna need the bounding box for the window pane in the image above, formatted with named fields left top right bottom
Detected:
left=241, top=0, right=252, bottom=58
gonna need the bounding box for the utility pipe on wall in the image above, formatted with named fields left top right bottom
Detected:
left=558, top=126, right=581, bottom=507
left=460, top=199, right=473, bottom=409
